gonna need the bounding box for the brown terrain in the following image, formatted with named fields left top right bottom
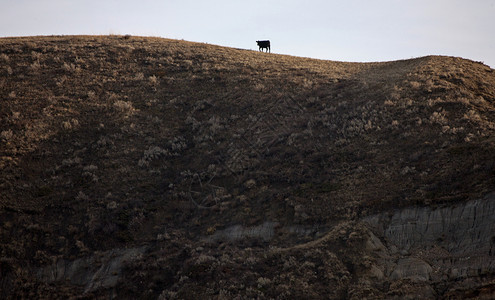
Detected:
left=1, top=35, right=495, bottom=299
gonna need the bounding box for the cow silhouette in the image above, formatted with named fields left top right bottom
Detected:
left=256, top=40, right=270, bottom=53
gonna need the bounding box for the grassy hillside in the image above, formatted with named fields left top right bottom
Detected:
left=1, top=35, right=495, bottom=298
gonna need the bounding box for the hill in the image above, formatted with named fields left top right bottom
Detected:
left=1, top=35, right=495, bottom=298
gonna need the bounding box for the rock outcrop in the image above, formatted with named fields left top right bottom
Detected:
left=37, top=247, right=146, bottom=294
left=363, top=192, right=495, bottom=296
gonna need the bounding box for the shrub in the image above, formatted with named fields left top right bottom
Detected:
left=463, top=110, right=482, bottom=123
left=113, top=100, right=135, bottom=114
left=430, top=110, right=447, bottom=125
left=138, top=146, right=170, bottom=167
left=149, top=75, right=158, bottom=85
left=62, top=62, right=78, bottom=72
left=1, top=129, right=13, bottom=142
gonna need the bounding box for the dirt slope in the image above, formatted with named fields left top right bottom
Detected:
left=1, top=35, right=495, bottom=298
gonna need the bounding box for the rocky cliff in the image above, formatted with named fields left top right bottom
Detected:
left=363, top=192, right=495, bottom=298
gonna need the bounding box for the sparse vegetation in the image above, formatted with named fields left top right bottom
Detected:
left=1, top=35, right=495, bottom=299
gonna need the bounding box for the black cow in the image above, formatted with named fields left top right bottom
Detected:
left=256, top=40, right=270, bottom=53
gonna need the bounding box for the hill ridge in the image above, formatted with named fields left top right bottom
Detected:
left=1, top=35, right=495, bottom=298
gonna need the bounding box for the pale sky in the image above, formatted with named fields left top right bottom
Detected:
left=1, top=0, right=495, bottom=67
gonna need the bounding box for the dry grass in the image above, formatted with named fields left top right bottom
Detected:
left=1, top=35, right=495, bottom=298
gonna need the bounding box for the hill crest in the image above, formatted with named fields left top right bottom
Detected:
left=1, top=35, right=495, bottom=298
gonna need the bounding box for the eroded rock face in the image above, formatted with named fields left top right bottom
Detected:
left=366, top=193, right=495, bottom=256
left=363, top=193, right=495, bottom=295
left=37, top=246, right=146, bottom=293
left=390, top=258, right=432, bottom=282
